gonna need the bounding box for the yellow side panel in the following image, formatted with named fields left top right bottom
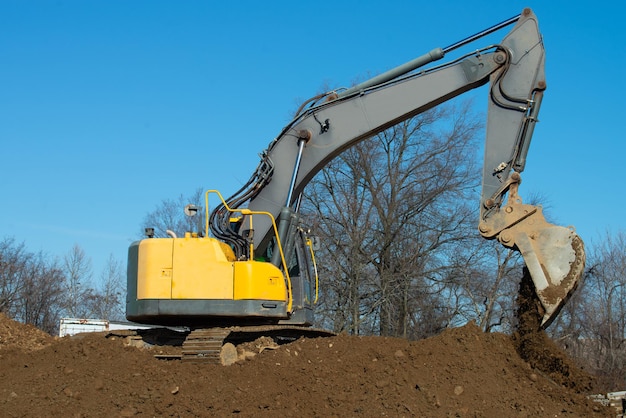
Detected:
left=137, top=239, right=174, bottom=299
left=171, top=237, right=234, bottom=299
left=233, top=261, right=287, bottom=301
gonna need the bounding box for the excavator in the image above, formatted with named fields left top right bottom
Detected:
left=126, top=8, right=585, bottom=362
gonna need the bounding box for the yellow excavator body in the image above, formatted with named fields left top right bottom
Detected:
left=135, top=235, right=287, bottom=301
left=127, top=233, right=293, bottom=328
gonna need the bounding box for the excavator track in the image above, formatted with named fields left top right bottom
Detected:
left=182, top=328, right=231, bottom=363
left=181, top=325, right=335, bottom=364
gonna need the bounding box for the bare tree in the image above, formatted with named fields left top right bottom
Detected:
left=141, top=187, right=205, bottom=238
left=302, top=100, right=484, bottom=339
left=0, top=237, right=29, bottom=315
left=0, top=237, right=65, bottom=334
left=304, top=156, right=379, bottom=335
left=445, top=236, right=522, bottom=332
left=88, top=254, right=126, bottom=321
left=16, top=253, right=65, bottom=333
left=62, top=244, right=94, bottom=318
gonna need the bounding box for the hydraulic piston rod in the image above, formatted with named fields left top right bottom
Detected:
left=286, top=136, right=308, bottom=207
left=443, top=13, right=521, bottom=52
left=339, top=13, right=522, bottom=98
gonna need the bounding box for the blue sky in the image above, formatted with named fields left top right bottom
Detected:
left=1, top=1, right=624, bottom=283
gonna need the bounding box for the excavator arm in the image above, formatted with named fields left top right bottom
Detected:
left=211, top=8, right=585, bottom=328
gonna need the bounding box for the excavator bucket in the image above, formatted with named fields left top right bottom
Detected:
left=479, top=181, right=586, bottom=328
left=509, top=211, right=585, bottom=328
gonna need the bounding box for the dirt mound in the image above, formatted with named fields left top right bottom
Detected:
left=513, top=270, right=595, bottom=391
left=0, top=314, right=612, bottom=417
left=0, top=313, right=54, bottom=351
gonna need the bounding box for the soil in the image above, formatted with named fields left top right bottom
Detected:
left=0, top=311, right=613, bottom=417
left=512, top=269, right=594, bottom=392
